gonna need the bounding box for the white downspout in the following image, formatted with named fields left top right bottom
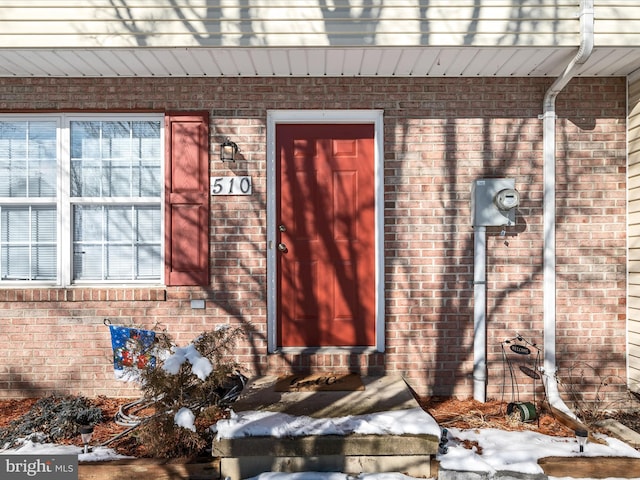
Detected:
left=541, top=0, right=594, bottom=417
left=473, top=226, right=487, bottom=402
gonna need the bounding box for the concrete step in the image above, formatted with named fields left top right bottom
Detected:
left=229, top=375, right=423, bottom=418
left=218, top=453, right=435, bottom=479
left=213, top=375, right=440, bottom=479
left=214, top=433, right=438, bottom=478
left=214, top=433, right=438, bottom=457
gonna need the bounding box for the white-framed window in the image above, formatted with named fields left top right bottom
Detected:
left=0, top=114, right=164, bottom=285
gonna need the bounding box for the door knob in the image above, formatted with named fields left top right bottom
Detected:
left=277, top=243, right=288, bottom=252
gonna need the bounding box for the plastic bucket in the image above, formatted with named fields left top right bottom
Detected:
left=507, top=401, right=537, bottom=422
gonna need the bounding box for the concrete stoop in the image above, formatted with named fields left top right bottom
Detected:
left=212, top=375, right=439, bottom=480
left=214, top=433, right=437, bottom=479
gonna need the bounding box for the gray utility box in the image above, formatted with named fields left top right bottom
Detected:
left=471, top=178, right=517, bottom=227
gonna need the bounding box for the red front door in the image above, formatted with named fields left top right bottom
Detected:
left=276, top=124, right=376, bottom=347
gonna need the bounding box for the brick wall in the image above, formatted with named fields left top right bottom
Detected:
left=0, top=77, right=627, bottom=403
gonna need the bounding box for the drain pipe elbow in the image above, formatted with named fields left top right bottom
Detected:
left=544, top=0, right=594, bottom=111
left=542, top=0, right=593, bottom=419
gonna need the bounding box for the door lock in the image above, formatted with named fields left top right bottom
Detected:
left=277, top=242, right=288, bottom=252
left=278, top=225, right=287, bottom=232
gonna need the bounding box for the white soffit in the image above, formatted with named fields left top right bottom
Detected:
left=0, top=46, right=639, bottom=77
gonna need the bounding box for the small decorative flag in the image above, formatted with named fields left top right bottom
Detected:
left=109, top=324, right=156, bottom=381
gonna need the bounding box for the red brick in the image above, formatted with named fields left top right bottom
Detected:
left=0, top=76, right=628, bottom=402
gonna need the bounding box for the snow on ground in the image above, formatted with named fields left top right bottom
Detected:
left=439, top=427, right=640, bottom=479
left=213, top=407, right=441, bottom=439
left=0, top=439, right=132, bottom=462
left=2, top=407, right=640, bottom=479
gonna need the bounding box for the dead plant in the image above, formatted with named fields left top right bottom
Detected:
left=133, top=325, right=247, bottom=457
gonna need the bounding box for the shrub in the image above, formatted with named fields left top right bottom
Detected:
left=134, top=325, right=246, bottom=457
left=557, top=361, right=636, bottom=424
left=0, top=395, right=102, bottom=448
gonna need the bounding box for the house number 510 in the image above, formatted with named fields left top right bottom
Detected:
left=210, top=176, right=252, bottom=196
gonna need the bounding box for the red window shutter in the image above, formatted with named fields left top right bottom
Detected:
left=165, top=112, right=210, bottom=286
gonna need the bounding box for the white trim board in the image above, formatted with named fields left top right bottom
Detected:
left=266, top=109, right=385, bottom=353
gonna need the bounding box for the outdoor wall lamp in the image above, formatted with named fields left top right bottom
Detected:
left=80, top=425, right=93, bottom=453
left=220, top=137, right=239, bottom=162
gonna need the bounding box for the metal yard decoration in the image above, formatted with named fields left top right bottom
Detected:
left=500, top=334, right=542, bottom=423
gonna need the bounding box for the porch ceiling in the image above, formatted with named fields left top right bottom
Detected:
left=0, top=46, right=639, bottom=77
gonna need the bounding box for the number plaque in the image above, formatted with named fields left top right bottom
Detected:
left=210, top=176, right=252, bottom=196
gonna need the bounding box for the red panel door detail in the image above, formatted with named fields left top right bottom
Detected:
left=165, top=112, right=210, bottom=286
left=276, top=124, right=375, bottom=347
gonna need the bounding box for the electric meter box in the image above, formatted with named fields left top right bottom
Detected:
left=471, top=178, right=518, bottom=227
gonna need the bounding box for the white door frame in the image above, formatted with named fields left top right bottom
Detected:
left=266, top=109, right=385, bottom=353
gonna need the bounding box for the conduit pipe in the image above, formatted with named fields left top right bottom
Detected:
left=541, top=0, right=593, bottom=417
left=473, top=225, right=487, bottom=402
